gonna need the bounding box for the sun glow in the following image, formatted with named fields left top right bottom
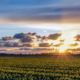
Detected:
left=59, top=45, right=68, bottom=52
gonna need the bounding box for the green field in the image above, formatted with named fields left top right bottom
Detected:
left=0, top=57, right=80, bottom=80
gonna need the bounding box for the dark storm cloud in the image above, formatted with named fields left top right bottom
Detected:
left=2, top=36, right=13, bottom=41
left=48, top=33, right=62, bottom=40
left=0, top=0, right=80, bottom=23
left=68, top=43, right=78, bottom=47
left=39, top=43, right=53, bottom=47
left=54, top=43, right=63, bottom=47
left=74, top=35, right=80, bottom=41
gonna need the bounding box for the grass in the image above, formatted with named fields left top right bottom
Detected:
left=0, top=57, right=80, bottom=80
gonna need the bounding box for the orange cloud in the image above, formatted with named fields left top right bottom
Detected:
left=68, top=43, right=78, bottom=47
left=54, top=43, right=64, bottom=47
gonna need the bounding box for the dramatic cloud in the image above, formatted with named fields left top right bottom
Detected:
left=74, top=35, right=80, bottom=41
left=48, top=33, right=62, bottom=40
left=54, top=43, right=64, bottom=47
left=2, top=36, right=13, bottom=41
left=68, top=43, right=78, bottom=47
left=39, top=43, right=53, bottom=47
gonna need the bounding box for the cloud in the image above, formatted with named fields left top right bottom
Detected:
left=27, top=32, right=37, bottom=36
left=0, top=0, right=80, bottom=24
left=32, top=32, right=37, bottom=36
left=19, top=48, right=31, bottom=50
left=60, top=39, right=65, bottom=42
left=2, top=42, right=21, bottom=47
left=12, top=43, right=21, bottom=47
left=14, top=32, right=37, bottom=39
left=41, top=36, right=48, bottom=41
left=0, top=43, right=3, bottom=47
left=3, top=42, right=13, bottom=47
left=34, top=48, right=54, bottom=51
left=1, top=3, right=80, bottom=24
left=67, top=48, right=80, bottom=51
left=2, top=36, right=13, bottom=41
left=20, top=36, right=35, bottom=43
left=18, top=47, right=54, bottom=54
left=22, top=43, right=34, bottom=47
left=54, top=43, right=63, bottom=47
left=36, top=35, right=42, bottom=39
left=48, top=33, right=62, bottom=40
left=14, top=32, right=27, bottom=39
left=68, top=43, right=78, bottom=47
left=0, top=50, right=7, bottom=51
left=74, top=34, right=80, bottom=41
left=0, top=32, right=63, bottom=49
left=39, top=43, right=53, bottom=47
left=0, top=42, right=34, bottom=47
left=19, top=47, right=54, bottom=51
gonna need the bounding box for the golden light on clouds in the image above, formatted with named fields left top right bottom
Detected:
left=0, top=23, right=80, bottom=54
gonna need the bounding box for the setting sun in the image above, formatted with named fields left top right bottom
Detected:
left=59, top=45, right=68, bottom=52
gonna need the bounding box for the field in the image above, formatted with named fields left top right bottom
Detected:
left=0, top=57, right=80, bottom=80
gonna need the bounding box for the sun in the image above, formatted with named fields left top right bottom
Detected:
left=59, top=45, right=68, bottom=52
left=59, top=47, right=65, bottom=52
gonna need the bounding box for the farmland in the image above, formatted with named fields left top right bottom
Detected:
left=0, top=57, right=80, bottom=80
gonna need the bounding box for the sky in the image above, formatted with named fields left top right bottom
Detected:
left=0, top=0, right=80, bottom=54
